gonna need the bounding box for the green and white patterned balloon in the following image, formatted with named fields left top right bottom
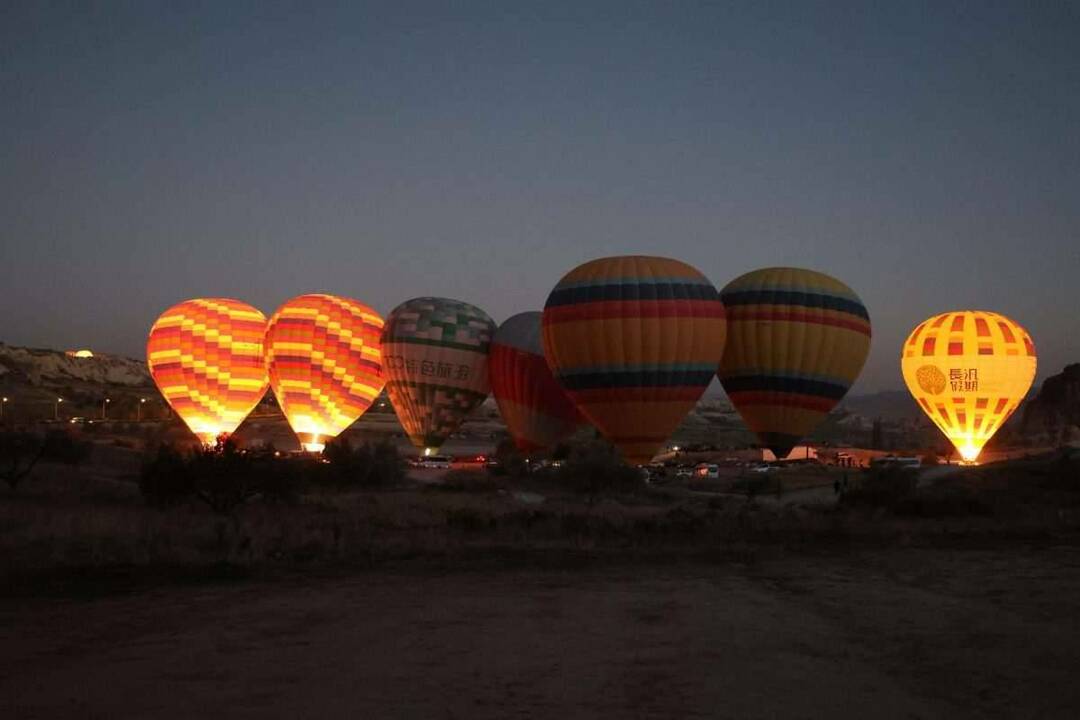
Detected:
left=381, top=297, right=495, bottom=452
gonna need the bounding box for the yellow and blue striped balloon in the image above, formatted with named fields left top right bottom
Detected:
left=718, top=267, right=871, bottom=459
left=542, top=256, right=727, bottom=465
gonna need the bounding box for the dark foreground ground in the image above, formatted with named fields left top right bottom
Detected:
left=3, top=547, right=1080, bottom=719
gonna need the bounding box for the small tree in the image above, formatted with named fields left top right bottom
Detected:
left=552, top=440, right=643, bottom=504
left=493, top=437, right=525, bottom=476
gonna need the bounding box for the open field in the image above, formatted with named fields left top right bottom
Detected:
left=4, top=549, right=1080, bottom=719
left=3, top=442, right=1080, bottom=717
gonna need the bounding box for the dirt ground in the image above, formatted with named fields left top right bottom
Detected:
left=3, top=547, right=1080, bottom=719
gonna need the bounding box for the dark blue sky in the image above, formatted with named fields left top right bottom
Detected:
left=2, top=1, right=1077, bottom=392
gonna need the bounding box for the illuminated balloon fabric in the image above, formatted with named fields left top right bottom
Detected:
left=542, top=256, right=727, bottom=465
left=718, top=267, right=871, bottom=460
left=264, top=294, right=386, bottom=451
left=146, top=298, right=269, bottom=445
left=901, top=311, right=1036, bottom=463
left=489, top=312, right=583, bottom=453
left=382, top=297, right=495, bottom=452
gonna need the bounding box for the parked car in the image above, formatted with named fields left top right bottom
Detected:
left=418, top=454, right=452, bottom=469
left=451, top=454, right=487, bottom=469
left=694, top=463, right=720, bottom=480
left=675, top=466, right=694, bottom=479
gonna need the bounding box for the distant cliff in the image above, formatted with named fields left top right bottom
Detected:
left=0, top=343, right=150, bottom=388
left=1022, top=364, right=1080, bottom=444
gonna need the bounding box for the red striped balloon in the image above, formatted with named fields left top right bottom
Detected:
left=489, top=312, right=583, bottom=453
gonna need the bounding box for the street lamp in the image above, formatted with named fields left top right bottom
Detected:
left=138, top=397, right=146, bottom=422
left=55, top=397, right=63, bottom=421
left=102, top=397, right=111, bottom=420
left=1, top=396, right=8, bottom=421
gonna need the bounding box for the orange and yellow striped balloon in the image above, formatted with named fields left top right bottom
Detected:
left=542, top=256, right=727, bottom=465
left=265, top=294, right=386, bottom=452
left=718, top=267, right=871, bottom=460
left=147, top=298, right=269, bottom=445
left=901, top=311, right=1036, bottom=463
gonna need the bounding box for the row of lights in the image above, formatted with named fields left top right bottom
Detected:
left=0, top=396, right=150, bottom=421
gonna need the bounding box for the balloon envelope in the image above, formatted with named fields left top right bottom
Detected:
left=542, top=256, right=727, bottom=465
left=264, top=294, right=386, bottom=452
left=901, top=310, right=1036, bottom=463
left=489, top=312, right=583, bottom=453
left=382, top=297, right=495, bottom=453
left=146, top=298, right=269, bottom=445
left=718, top=267, right=871, bottom=460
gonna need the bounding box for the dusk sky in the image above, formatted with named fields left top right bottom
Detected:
left=2, top=1, right=1077, bottom=393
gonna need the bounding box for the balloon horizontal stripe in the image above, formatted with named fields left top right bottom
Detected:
left=551, top=275, right=719, bottom=291
left=568, top=386, right=709, bottom=403
left=725, top=391, right=837, bottom=413
left=721, top=368, right=855, bottom=387
left=721, top=290, right=870, bottom=320
left=543, top=299, right=725, bottom=323
left=559, top=362, right=719, bottom=375
left=270, top=354, right=382, bottom=374
left=720, top=374, right=850, bottom=399
left=724, top=308, right=870, bottom=335
left=546, top=281, right=720, bottom=307
left=558, top=369, right=717, bottom=390
left=722, top=278, right=864, bottom=302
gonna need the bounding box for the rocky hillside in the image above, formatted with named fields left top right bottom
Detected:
left=0, top=344, right=150, bottom=389
left=1022, top=364, right=1080, bottom=444
left=0, top=344, right=154, bottom=421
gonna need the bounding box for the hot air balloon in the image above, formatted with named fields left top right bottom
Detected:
left=264, top=294, right=386, bottom=452
left=718, top=267, right=871, bottom=460
left=542, top=256, right=727, bottom=465
left=146, top=298, right=269, bottom=445
left=382, top=297, right=495, bottom=454
left=489, top=312, right=584, bottom=453
left=901, top=311, right=1036, bottom=463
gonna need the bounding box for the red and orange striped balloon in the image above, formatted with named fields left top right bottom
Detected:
left=264, top=294, right=386, bottom=452
left=489, top=312, right=583, bottom=453
left=147, top=298, right=269, bottom=445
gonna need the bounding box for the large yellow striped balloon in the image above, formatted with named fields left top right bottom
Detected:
left=265, top=294, right=386, bottom=452
left=901, top=311, right=1036, bottom=463
left=146, top=298, right=269, bottom=445
left=718, top=268, right=871, bottom=460
left=542, top=256, right=727, bottom=465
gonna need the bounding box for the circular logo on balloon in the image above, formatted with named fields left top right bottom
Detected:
left=916, top=365, right=946, bottom=395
